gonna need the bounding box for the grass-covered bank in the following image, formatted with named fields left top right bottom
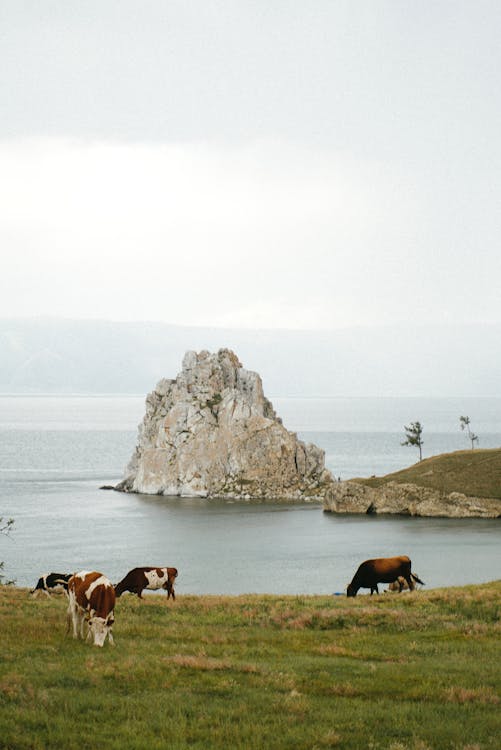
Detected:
left=1, top=584, right=500, bottom=750
left=356, top=447, right=501, bottom=499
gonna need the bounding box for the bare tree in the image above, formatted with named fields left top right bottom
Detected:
left=401, top=421, right=424, bottom=461
left=460, top=416, right=478, bottom=449
left=0, top=517, right=15, bottom=586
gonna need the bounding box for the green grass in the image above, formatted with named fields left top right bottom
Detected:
left=355, top=447, right=501, bottom=499
left=1, top=583, right=501, bottom=749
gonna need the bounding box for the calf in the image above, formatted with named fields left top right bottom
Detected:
left=387, top=573, right=425, bottom=593
left=67, top=571, right=115, bottom=647
left=31, top=572, right=72, bottom=597
left=347, top=556, right=424, bottom=597
left=115, top=567, right=178, bottom=600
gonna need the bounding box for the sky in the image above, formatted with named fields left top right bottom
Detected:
left=1, top=1, right=500, bottom=330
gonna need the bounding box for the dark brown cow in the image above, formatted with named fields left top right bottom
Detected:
left=67, top=571, right=116, bottom=647
left=115, top=567, right=178, bottom=600
left=347, top=556, right=424, bottom=597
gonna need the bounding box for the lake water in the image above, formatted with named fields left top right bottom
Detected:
left=1, top=395, right=500, bottom=594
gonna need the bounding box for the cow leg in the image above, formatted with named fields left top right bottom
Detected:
left=71, top=610, right=83, bottom=639
left=404, top=574, right=415, bottom=591
left=81, top=614, right=88, bottom=640
left=165, top=584, right=175, bottom=600
left=68, top=603, right=78, bottom=639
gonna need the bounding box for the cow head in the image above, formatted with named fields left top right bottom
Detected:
left=346, top=583, right=358, bottom=597
left=88, top=614, right=114, bottom=647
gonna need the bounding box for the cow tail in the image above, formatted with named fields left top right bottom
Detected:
left=411, top=573, right=425, bottom=585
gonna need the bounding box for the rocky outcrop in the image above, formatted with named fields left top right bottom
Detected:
left=116, top=349, right=333, bottom=501
left=323, top=480, right=501, bottom=518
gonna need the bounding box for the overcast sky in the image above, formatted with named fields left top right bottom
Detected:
left=1, top=1, right=500, bottom=330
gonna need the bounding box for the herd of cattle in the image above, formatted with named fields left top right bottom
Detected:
left=31, top=566, right=178, bottom=647
left=30, top=555, right=424, bottom=647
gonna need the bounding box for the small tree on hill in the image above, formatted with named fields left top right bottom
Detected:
left=401, top=421, right=424, bottom=462
left=460, top=416, right=478, bottom=450
left=0, top=517, right=15, bottom=586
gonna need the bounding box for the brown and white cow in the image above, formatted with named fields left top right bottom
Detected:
left=67, top=571, right=115, bottom=647
left=347, top=556, right=424, bottom=597
left=115, top=567, right=178, bottom=600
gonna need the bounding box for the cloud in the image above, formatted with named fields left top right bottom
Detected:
left=0, top=136, right=496, bottom=329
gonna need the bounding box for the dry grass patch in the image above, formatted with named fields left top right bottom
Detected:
left=0, top=674, right=29, bottom=701
left=164, top=654, right=259, bottom=674
left=387, top=742, right=433, bottom=750
left=313, top=730, right=343, bottom=748
left=316, top=644, right=360, bottom=657
left=444, top=686, right=500, bottom=704
left=315, top=643, right=406, bottom=663
left=325, top=682, right=361, bottom=698
left=276, top=689, right=310, bottom=718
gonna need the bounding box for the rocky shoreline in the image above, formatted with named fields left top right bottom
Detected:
left=323, top=480, right=501, bottom=519
left=115, top=347, right=500, bottom=519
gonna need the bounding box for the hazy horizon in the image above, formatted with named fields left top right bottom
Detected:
left=1, top=2, right=500, bottom=334
left=1, top=317, right=499, bottom=398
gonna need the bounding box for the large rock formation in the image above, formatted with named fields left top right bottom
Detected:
left=323, top=480, right=501, bottom=518
left=117, top=349, right=333, bottom=501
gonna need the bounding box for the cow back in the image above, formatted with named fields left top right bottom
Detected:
left=69, top=571, right=115, bottom=617
left=368, top=556, right=411, bottom=580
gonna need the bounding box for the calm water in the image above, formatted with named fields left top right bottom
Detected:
left=1, top=395, right=500, bottom=593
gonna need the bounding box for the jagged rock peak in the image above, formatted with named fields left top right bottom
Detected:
left=116, top=348, right=333, bottom=501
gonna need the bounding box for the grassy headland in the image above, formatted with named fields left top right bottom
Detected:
left=355, top=448, right=501, bottom=499
left=1, top=583, right=500, bottom=749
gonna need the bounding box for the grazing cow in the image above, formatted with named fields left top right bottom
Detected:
left=347, top=556, right=424, bottom=597
left=115, top=567, right=178, bottom=600
left=387, top=573, right=425, bottom=593
left=31, top=572, right=72, bottom=597
left=67, top=571, right=115, bottom=647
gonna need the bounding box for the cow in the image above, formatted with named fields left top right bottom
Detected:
left=115, top=567, right=178, bottom=600
left=67, top=571, right=115, bottom=647
left=387, top=573, right=425, bottom=593
left=31, top=572, right=72, bottom=597
left=346, top=556, right=424, bottom=597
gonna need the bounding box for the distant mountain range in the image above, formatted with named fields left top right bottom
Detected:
left=0, top=318, right=499, bottom=397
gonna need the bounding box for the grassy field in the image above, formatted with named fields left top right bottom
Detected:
left=355, top=448, right=501, bottom=499
left=1, top=583, right=500, bottom=750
